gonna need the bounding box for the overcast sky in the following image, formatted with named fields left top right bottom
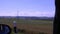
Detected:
left=0, top=0, right=55, bottom=17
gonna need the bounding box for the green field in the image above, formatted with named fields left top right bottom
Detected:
left=0, top=18, right=53, bottom=34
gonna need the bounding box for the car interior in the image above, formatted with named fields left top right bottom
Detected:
left=0, top=0, right=59, bottom=34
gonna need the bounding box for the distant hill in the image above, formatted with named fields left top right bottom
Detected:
left=0, top=16, right=54, bottom=21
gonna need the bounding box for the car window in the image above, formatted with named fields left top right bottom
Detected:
left=0, top=0, right=55, bottom=34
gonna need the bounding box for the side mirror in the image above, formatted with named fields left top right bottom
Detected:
left=0, top=24, right=11, bottom=34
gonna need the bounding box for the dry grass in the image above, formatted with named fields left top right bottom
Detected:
left=0, top=18, right=53, bottom=34
left=5, top=23, right=53, bottom=34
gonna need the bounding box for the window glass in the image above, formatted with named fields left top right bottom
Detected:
left=0, top=0, right=55, bottom=34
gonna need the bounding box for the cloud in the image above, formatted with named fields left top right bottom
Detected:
left=0, top=11, right=55, bottom=17
left=19, top=11, right=55, bottom=17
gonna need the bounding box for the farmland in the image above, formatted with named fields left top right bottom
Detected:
left=0, top=17, right=53, bottom=34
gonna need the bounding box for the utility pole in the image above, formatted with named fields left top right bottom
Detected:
left=13, top=10, right=19, bottom=34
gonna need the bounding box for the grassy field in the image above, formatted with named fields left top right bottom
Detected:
left=0, top=18, right=53, bottom=34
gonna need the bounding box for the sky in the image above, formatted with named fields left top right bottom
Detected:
left=0, top=0, right=55, bottom=17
